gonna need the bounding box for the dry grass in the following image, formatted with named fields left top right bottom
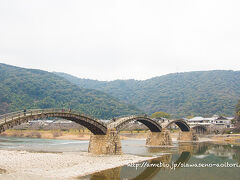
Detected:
left=0, top=129, right=90, bottom=140
left=52, top=131, right=62, bottom=137
left=26, top=131, right=41, bottom=138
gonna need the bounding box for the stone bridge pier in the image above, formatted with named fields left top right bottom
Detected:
left=88, top=128, right=122, bottom=155
left=146, top=129, right=172, bottom=146
left=178, top=130, right=198, bottom=141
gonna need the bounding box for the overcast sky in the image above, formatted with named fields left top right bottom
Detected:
left=0, top=0, right=240, bottom=81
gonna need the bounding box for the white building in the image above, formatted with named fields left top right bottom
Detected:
left=187, top=115, right=234, bottom=128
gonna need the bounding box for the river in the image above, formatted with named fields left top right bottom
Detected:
left=0, top=136, right=240, bottom=180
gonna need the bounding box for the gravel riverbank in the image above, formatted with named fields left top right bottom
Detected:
left=0, top=150, right=155, bottom=180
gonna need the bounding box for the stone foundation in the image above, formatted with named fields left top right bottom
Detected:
left=88, top=129, right=122, bottom=155
left=146, top=129, right=172, bottom=146
left=178, top=131, right=198, bottom=141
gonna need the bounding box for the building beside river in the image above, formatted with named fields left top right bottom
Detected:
left=187, top=115, right=234, bottom=128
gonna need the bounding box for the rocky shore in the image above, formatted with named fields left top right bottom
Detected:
left=0, top=150, right=155, bottom=180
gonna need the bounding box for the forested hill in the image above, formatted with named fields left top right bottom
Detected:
left=56, top=70, right=240, bottom=118
left=0, top=63, right=141, bottom=119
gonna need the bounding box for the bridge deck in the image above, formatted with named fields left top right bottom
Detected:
left=0, top=109, right=107, bottom=135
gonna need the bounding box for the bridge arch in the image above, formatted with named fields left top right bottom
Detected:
left=108, top=116, right=162, bottom=132
left=192, top=125, right=208, bottom=134
left=0, top=109, right=107, bottom=135
left=165, top=119, right=190, bottom=132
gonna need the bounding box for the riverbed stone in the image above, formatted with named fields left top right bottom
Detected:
left=146, top=129, right=172, bottom=146
left=88, top=128, right=122, bottom=155
left=178, top=130, right=198, bottom=141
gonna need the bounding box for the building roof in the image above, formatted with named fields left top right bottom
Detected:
left=188, top=114, right=231, bottom=121
left=188, top=117, right=205, bottom=121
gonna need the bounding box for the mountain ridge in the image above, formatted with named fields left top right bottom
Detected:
left=55, top=70, right=240, bottom=117
left=0, top=63, right=141, bottom=119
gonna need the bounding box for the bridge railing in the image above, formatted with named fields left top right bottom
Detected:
left=0, top=109, right=50, bottom=124
left=114, top=114, right=149, bottom=119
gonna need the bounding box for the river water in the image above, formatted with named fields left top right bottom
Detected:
left=0, top=136, right=240, bottom=180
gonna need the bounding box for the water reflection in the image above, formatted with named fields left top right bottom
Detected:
left=130, top=155, right=172, bottom=180
left=178, top=142, right=209, bottom=155
left=88, top=151, right=192, bottom=180
left=206, top=143, right=240, bottom=164
left=83, top=142, right=240, bottom=180
left=88, top=155, right=172, bottom=180
left=174, top=151, right=191, bottom=166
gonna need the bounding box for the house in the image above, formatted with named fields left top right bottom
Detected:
left=187, top=115, right=234, bottom=128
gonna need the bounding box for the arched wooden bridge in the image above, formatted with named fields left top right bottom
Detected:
left=0, top=109, right=107, bottom=135
left=107, top=115, right=162, bottom=132
left=0, top=109, right=196, bottom=134
left=163, top=119, right=191, bottom=131
left=191, top=124, right=209, bottom=134
left=0, top=109, right=199, bottom=154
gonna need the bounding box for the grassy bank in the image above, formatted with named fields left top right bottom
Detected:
left=0, top=129, right=151, bottom=140
left=0, top=129, right=91, bottom=140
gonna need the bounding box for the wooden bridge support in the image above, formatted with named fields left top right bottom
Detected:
left=0, top=118, right=27, bottom=134
left=178, top=130, right=198, bottom=141
left=146, top=129, right=172, bottom=146
left=88, top=129, right=122, bottom=155
left=193, top=126, right=208, bottom=135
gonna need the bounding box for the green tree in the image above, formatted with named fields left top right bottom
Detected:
left=186, top=115, right=194, bottom=119
left=57, top=70, right=240, bottom=118
left=0, top=63, right=141, bottom=119
left=236, top=99, right=240, bottom=121
left=151, top=111, right=170, bottom=119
